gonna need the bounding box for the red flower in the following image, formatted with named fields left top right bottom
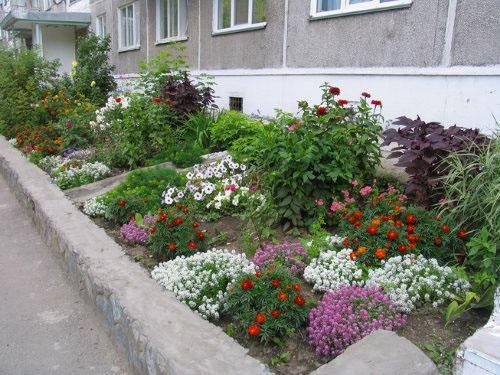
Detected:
left=271, top=279, right=281, bottom=288
left=255, top=271, right=262, bottom=278
left=361, top=92, right=371, bottom=98
left=195, top=231, right=205, bottom=240
left=278, top=292, right=287, bottom=301
left=149, top=227, right=157, bottom=234
left=397, top=244, right=407, bottom=254
left=183, top=209, right=190, bottom=214
left=293, top=283, right=301, bottom=292
left=406, top=225, right=415, bottom=234
left=247, top=324, right=261, bottom=336
left=115, top=97, right=122, bottom=103
left=187, top=241, right=197, bottom=249
left=405, top=215, right=417, bottom=225
left=152, top=97, right=162, bottom=103
left=337, top=99, right=349, bottom=106
left=407, top=234, right=419, bottom=243
left=434, top=237, right=442, bottom=246
left=168, top=243, right=177, bottom=251
left=395, top=220, right=403, bottom=227
left=316, top=106, right=327, bottom=116
left=353, top=211, right=363, bottom=219
left=387, top=230, right=398, bottom=241
left=294, top=295, right=306, bottom=306
left=271, top=309, right=280, bottom=318
left=347, top=216, right=356, bottom=224
left=409, top=243, right=416, bottom=250
left=343, top=238, right=350, bottom=248
left=192, top=222, right=200, bottom=228
left=255, top=312, right=266, bottom=324
left=117, top=199, right=126, bottom=207
left=371, top=100, right=382, bottom=107
left=441, top=224, right=450, bottom=234
left=375, top=248, right=387, bottom=260
left=366, top=226, right=378, bottom=235
left=349, top=251, right=358, bottom=261
left=174, top=218, right=183, bottom=226
left=329, top=86, right=341, bottom=96
left=241, top=280, right=254, bottom=291
left=457, top=229, right=468, bottom=239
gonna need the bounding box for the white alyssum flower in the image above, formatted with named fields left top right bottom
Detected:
left=303, top=249, right=364, bottom=292
left=366, top=254, right=470, bottom=313
left=151, top=249, right=255, bottom=320
left=89, top=95, right=130, bottom=132
left=83, top=196, right=107, bottom=217
left=8, top=138, right=17, bottom=146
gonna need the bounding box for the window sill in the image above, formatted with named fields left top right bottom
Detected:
left=118, top=45, right=141, bottom=53
left=310, top=0, right=412, bottom=20
left=155, top=36, right=188, bottom=45
left=212, top=22, right=267, bottom=36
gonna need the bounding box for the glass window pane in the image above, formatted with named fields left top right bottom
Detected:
left=159, top=0, right=166, bottom=38
left=168, top=0, right=179, bottom=37
left=234, top=0, right=249, bottom=25
left=120, top=8, right=127, bottom=46
left=349, top=0, right=373, bottom=4
left=252, top=0, right=265, bottom=23
left=317, top=0, right=341, bottom=12
left=218, top=0, right=231, bottom=29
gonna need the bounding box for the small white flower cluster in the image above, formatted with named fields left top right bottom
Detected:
left=162, top=155, right=247, bottom=206
left=304, top=249, right=364, bottom=292
left=8, top=138, right=17, bottom=146
left=151, top=249, right=255, bottom=320
left=89, top=96, right=129, bottom=132
left=83, top=196, right=107, bottom=217
left=53, top=161, right=110, bottom=189
left=366, top=255, right=470, bottom=313
left=205, top=185, right=266, bottom=211
left=38, top=155, right=64, bottom=174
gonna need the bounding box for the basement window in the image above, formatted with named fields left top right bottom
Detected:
left=229, top=97, right=243, bottom=112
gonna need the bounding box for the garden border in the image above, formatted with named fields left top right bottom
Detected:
left=0, top=136, right=270, bottom=375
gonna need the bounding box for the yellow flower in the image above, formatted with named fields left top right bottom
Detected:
left=90, top=81, right=96, bottom=87
left=71, top=60, right=78, bottom=68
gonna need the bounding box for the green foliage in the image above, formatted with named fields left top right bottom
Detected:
left=94, top=95, right=177, bottom=169
left=0, top=47, right=60, bottom=138
left=225, top=267, right=310, bottom=342
left=73, top=34, right=116, bottom=107
left=147, top=205, right=208, bottom=260
left=271, top=352, right=291, bottom=366
left=438, top=137, right=499, bottom=240
left=235, top=84, right=383, bottom=229
left=210, top=110, right=264, bottom=151
left=171, top=142, right=206, bottom=168
left=182, top=111, right=215, bottom=149
left=102, top=167, right=185, bottom=224
left=419, top=337, right=456, bottom=374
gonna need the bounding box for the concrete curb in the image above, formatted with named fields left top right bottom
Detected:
left=0, top=136, right=269, bottom=375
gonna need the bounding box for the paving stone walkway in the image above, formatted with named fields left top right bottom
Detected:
left=0, top=174, right=130, bottom=375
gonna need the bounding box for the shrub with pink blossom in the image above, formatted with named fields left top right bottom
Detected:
left=307, top=285, right=406, bottom=357
left=252, top=241, right=308, bottom=275
left=120, top=215, right=156, bottom=244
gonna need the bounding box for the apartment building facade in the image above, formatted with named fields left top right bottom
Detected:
left=2, top=1, right=499, bottom=132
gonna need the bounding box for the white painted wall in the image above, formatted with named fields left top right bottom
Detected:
left=67, top=0, right=90, bottom=13
left=193, top=67, right=500, bottom=134
left=40, top=25, right=76, bottom=74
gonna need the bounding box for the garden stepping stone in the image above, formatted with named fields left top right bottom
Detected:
left=311, top=330, right=438, bottom=375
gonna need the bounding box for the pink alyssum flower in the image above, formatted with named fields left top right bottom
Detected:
left=315, top=198, right=324, bottom=206
left=288, top=124, right=297, bottom=132
left=359, top=186, right=373, bottom=196
left=330, top=201, right=345, bottom=212
left=252, top=241, right=308, bottom=276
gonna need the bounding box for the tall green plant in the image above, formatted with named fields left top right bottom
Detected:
left=73, top=34, right=116, bottom=106
left=438, top=136, right=499, bottom=239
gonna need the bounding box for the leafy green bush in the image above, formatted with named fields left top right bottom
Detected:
left=210, top=111, right=264, bottom=151
left=182, top=111, right=215, bottom=149
left=171, top=142, right=206, bottom=168
left=93, top=95, right=177, bottom=169
left=235, top=85, right=383, bottom=229
left=438, top=137, right=499, bottom=239
left=73, top=34, right=116, bottom=107
left=0, top=47, right=59, bottom=138
left=102, top=167, right=185, bottom=224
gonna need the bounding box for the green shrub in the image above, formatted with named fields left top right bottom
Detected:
left=210, top=111, right=264, bottom=151
left=182, top=111, right=215, bottom=149
left=171, top=142, right=206, bottom=168
left=0, top=47, right=59, bottom=137
left=438, top=137, right=499, bottom=239
left=236, top=85, right=383, bottom=229
left=73, top=34, right=116, bottom=107
left=102, top=167, right=185, bottom=224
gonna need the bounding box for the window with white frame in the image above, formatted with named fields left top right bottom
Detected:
left=312, top=0, right=412, bottom=18
left=43, top=0, right=51, bottom=11
left=213, top=0, right=266, bottom=33
left=156, top=0, right=187, bottom=42
left=96, top=14, right=107, bottom=38
left=118, top=3, right=139, bottom=50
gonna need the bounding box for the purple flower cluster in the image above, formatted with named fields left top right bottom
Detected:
left=252, top=241, right=308, bottom=275
left=61, top=148, right=89, bottom=160
left=120, top=215, right=156, bottom=245
left=307, top=286, right=407, bottom=357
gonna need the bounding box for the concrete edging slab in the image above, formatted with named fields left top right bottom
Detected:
left=0, top=136, right=269, bottom=375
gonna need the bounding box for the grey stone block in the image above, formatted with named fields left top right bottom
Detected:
left=311, top=330, right=438, bottom=375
